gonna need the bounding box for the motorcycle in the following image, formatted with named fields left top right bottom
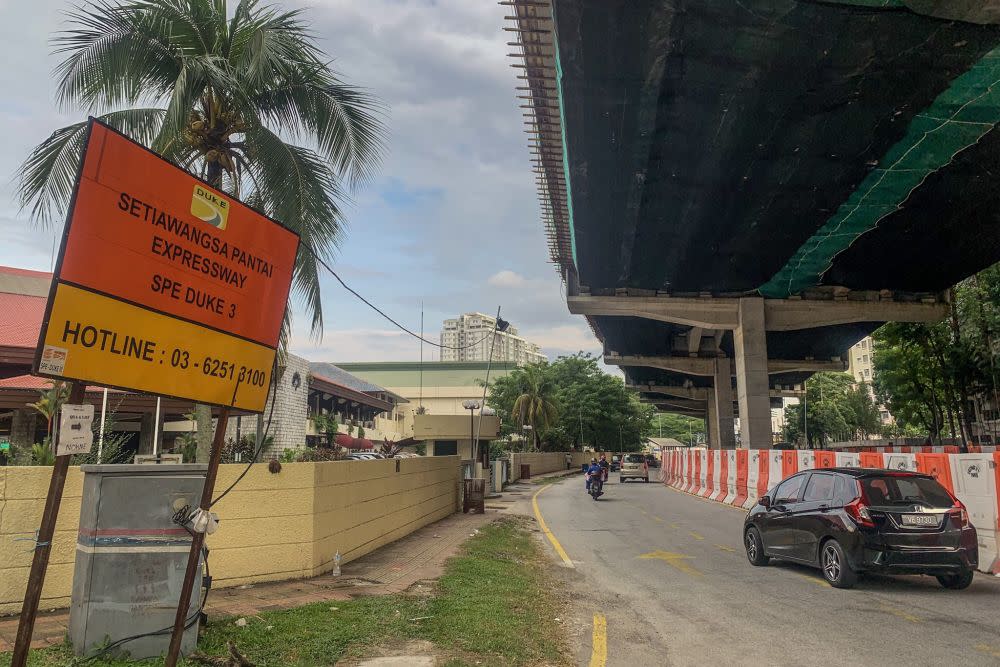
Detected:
left=588, top=474, right=604, bottom=500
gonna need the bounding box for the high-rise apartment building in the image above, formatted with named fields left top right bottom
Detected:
left=439, top=313, right=547, bottom=365
left=848, top=336, right=893, bottom=425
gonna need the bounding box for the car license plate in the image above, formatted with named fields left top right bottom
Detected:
left=901, top=514, right=938, bottom=527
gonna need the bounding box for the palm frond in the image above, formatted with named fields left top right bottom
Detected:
left=229, top=3, right=317, bottom=90
left=53, top=0, right=181, bottom=111
left=256, top=68, right=386, bottom=188
left=243, top=124, right=348, bottom=336
left=17, top=108, right=165, bottom=226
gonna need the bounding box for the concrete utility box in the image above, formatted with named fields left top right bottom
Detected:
left=70, top=464, right=206, bottom=659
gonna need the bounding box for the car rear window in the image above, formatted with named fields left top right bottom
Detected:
left=624, top=454, right=645, bottom=463
left=861, top=475, right=954, bottom=508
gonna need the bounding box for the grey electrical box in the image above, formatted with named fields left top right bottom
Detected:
left=69, top=464, right=207, bottom=659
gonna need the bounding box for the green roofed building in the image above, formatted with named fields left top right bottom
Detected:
left=331, top=362, right=515, bottom=454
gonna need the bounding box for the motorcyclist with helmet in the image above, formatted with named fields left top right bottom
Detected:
left=585, top=458, right=604, bottom=495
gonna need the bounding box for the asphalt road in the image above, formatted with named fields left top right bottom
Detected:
left=535, top=472, right=1000, bottom=667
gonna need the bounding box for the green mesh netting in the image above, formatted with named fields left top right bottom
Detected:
left=759, top=45, right=1000, bottom=297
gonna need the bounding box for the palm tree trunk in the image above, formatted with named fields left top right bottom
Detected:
left=194, top=163, right=225, bottom=462
left=195, top=405, right=214, bottom=463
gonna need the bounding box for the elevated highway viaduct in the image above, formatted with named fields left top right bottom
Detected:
left=505, top=0, right=1000, bottom=447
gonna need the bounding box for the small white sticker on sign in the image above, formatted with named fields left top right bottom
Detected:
left=39, top=346, right=68, bottom=374
left=58, top=403, right=95, bottom=456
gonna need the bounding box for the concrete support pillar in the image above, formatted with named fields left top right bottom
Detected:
left=708, top=359, right=736, bottom=449
left=734, top=298, right=772, bottom=449
left=705, top=393, right=716, bottom=448
left=712, top=359, right=736, bottom=450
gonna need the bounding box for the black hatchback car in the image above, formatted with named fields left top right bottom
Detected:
left=743, top=468, right=978, bottom=589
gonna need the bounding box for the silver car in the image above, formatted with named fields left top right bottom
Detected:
left=620, top=453, right=649, bottom=483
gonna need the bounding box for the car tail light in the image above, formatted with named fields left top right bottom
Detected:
left=845, top=481, right=875, bottom=528
left=949, top=498, right=970, bottom=529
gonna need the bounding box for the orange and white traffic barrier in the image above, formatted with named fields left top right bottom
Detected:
left=782, top=450, right=798, bottom=479
left=796, top=450, right=815, bottom=473
left=710, top=451, right=725, bottom=501
left=732, top=450, right=748, bottom=507
left=719, top=450, right=735, bottom=504
left=835, top=451, right=860, bottom=467
left=859, top=451, right=884, bottom=468
left=950, top=452, right=1000, bottom=575
left=917, top=453, right=956, bottom=494
left=691, top=449, right=708, bottom=496
left=744, top=450, right=764, bottom=508
left=882, top=451, right=917, bottom=472
left=815, top=450, right=836, bottom=469
left=767, top=450, right=783, bottom=494
left=701, top=450, right=715, bottom=498
left=683, top=450, right=694, bottom=492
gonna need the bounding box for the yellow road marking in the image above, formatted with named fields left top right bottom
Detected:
left=976, top=644, right=1000, bottom=659
left=639, top=550, right=702, bottom=576
left=532, top=483, right=574, bottom=568
left=715, top=544, right=736, bottom=553
left=589, top=613, right=607, bottom=667
left=669, top=522, right=680, bottom=529
left=689, top=531, right=705, bottom=541
left=878, top=602, right=921, bottom=624
left=652, top=516, right=664, bottom=523
left=795, top=573, right=830, bottom=588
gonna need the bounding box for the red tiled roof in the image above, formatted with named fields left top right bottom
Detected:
left=0, top=292, right=46, bottom=348
left=0, top=375, right=122, bottom=392
left=0, top=266, right=52, bottom=279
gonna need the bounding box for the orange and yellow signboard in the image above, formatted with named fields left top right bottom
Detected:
left=34, top=120, right=299, bottom=411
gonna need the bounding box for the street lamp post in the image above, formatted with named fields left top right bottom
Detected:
left=480, top=406, right=496, bottom=472
left=462, top=400, right=480, bottom=471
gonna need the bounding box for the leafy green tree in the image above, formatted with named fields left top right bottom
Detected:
left=871, top=265, right=1000, bottom=446
left=487, top=353, right=655, bottom=452
left=510, top=363, right=559, bottom=450
left=19, top=0, right=384, bottom=461
left=650, top=413, right=706, bottom=445
left=28, top=381, right=71, bottom=449
left=783, top=372, right=882, bottom=447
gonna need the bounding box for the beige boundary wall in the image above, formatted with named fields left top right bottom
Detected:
left=508, top=452, right=624, bottom=483
left=0, top=457, right=461, bottom=615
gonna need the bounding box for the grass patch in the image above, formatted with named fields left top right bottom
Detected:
left=1, top=518, right=567, bottom=667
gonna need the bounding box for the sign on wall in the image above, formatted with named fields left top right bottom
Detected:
left=33, top=120, right=299, bottom=412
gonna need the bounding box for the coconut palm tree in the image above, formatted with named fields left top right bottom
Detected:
left=511, top=363, right=559, bottom=451
left=18, top=0, right=384, bottom=460
left=19, top=0, right=383, bottom=333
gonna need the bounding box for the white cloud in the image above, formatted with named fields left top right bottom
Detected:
left=520, top=324, right=601, bottom=357
left=290, top=328, right=427, bottom=363
left=487, top=270, right=528, bottom=288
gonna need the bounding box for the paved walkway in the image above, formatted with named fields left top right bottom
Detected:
left=0, top=510, right=498, bottom=652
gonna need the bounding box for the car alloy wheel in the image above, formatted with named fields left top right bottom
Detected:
left=823, top=544, right=841, bottom=582
left=821, top=539, right=857, bottom=588
left=745, top=527, right=769, bottom=566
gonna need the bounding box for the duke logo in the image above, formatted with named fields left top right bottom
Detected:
left=191, top=184, right=230, bottom=229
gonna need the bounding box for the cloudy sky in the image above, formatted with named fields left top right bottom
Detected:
left=0, top=0, right=603, bottom=365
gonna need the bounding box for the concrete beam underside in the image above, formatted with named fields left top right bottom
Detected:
left=568, top=295, right=948, bottom=331
left=607, top=355, right=845, bottom=376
